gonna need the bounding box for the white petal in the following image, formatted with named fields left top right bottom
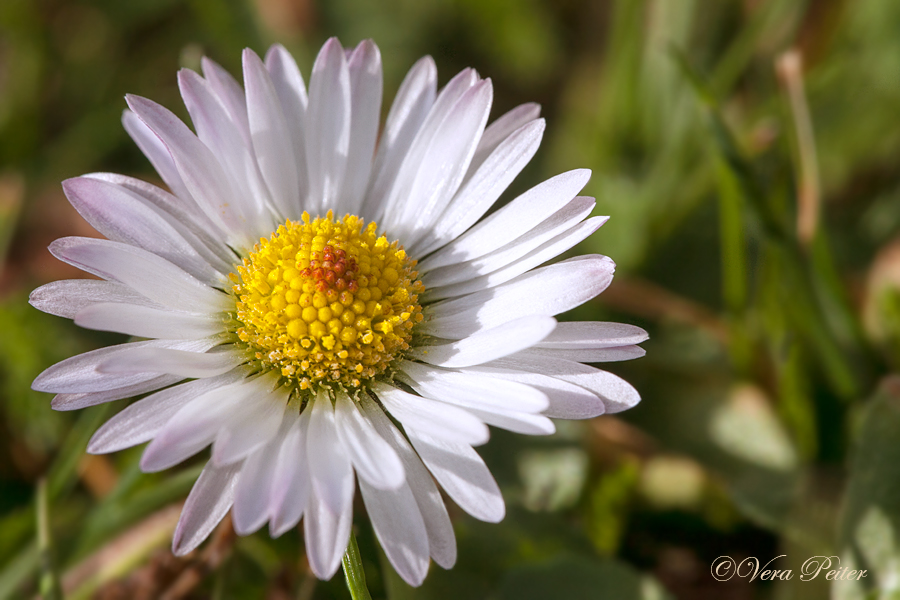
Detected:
left=342, top=40, right=382, bottom=214
left=364, top=56, right=436, bottom=218
left=462, top=405, right=555, bottom=436
left=172, top=461, right=241, bottom=556
left=303, top=482, right=353, bottom=580
left=30, top=279, right=155, bottom=319
left=464, top=366, right=606, bottom=419
left=360, top=478, right=430, bottom=586
left=427, top=216, right=606, bottom=300
left=377, top=68, right=480, bottom=230
left=306, top=394, right=354, bottom=516
left=334, top=392, right=404, bottom=490
left=422, top=255, right=615, bottom=339
left=399, top=360, right=548, bottom=412
left=359, top=397, right=457, bottom=569
left=140, top=378, right=258, bottom=471
left=407, top=431, right=504, bottom=523
left=269, top=410, right=311, bottom=537
left=87, top=371, right=246, bottom=454
left=233, top=423, right=286, bottom=535
left=408, top=316, right=556, bottom=368
left=233, top=438, right=282, bottom=535
left=467, top=102, right=541, bottom=177
left=526, top=346, right=646, bottom=362
left=125, top=95, right=256, bottom=249
left=121, top=110, right=193, bottom=204
left=266, top=44, right=309, bottom=215
left=97, top=346, right=242, bottom=378
left=81, top=172, right=235, bottom=270
left=50, top=237, right=229, bottom=314
left=395, top=79, right=493, bottom=243
left=421, top=169, right=591, bottom=271
left=373, top=382, right=489, bottom=446
left=422, top=196, right=595, bottom=287
left=212, top=381, right=288, bottom=466
left=178, top=68, right=274, bottom=233
left=264, top=43, right=308, bottom=110
left=200, top=56, right=251, bottom=145
left=415, top=119, right=545, bottom=257
left=305, top=38, right=351, bottom=214
left=489, top=353, right=641, bottom=414
left=74, top=303, right=222, bottom=340
left=244, top=49, right=299, bottom=219
left=265, top=44, right=309, bottom=212
left=33, top=338, right=216, bottom=394
left=62, top=177, right=220, bottom=284
left=535, top=321, right=650, bottom=349
left=51, top=375, right=182, bottom=411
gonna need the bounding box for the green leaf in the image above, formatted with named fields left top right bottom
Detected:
left=0, top=543, right=38, bottom=600
left=837, top=377, right=900, bottom=599
left=640, top=379, right=803, bottom=531
left=381, top=507, right=596, bottom=600
left=517, top=447, right=589, bottom=513
left=586, top=459, right=640, bottom=557
left=46, top=404, right=114, bottom=503
left=71, top=462, right=203, bottom=559
left=0, top=298, right=86, bottom=455
left=495, top=555, right=671, bottom=600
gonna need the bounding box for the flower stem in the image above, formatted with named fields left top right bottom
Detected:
left=341, top=530, right=372, bottom=600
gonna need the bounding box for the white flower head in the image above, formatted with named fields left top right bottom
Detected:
left=31, top=38, right=647, bottom=586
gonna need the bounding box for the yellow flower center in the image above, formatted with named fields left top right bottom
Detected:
left=229, top=211, right=424, bottom=391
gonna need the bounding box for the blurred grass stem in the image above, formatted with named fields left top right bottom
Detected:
left=296, top=556, right=317, bottom=600
left=64, top=503, right=183, bottom=599
left=777, top=50, right=821, bottom=250
left=715, top=148, right=752, bottom=371
left=0, top=173, right=24, bottom=276
left=710, top=0, right=795, bottom=97
left=674, top=47, right=866, bottom=400
left=37, top=479, right=62, bottom=600
left=48, top=405, right=113, bottom=502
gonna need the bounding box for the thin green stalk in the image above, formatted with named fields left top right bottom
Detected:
left=710, top=0, right=794, bottom=97
left=37, top=479, right=62, bottom=600
left=672, top=48, right=866, bottom=400
left=47, top=404, right=114, bottom=501
left=341, top=531, right=372, bottom=600
left=715, top=156, right=752, bottom=373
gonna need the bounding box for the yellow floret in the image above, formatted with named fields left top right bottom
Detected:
left=287, top=319, right=307, bottom=338
left=230, top=213, right=424, bottom=391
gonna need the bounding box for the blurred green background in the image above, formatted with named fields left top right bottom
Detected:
left=3, top=0, right=900, bottom=598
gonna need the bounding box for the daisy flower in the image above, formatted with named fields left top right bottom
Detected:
left=30, top=38, right=647, bottom=586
